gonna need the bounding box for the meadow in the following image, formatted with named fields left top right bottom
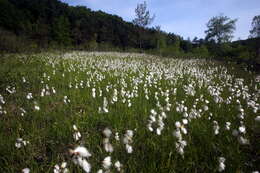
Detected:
left=0, top=52, right=259, bottom=173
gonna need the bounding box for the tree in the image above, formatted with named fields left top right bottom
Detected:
left=205, top=14, right=237, bottom=43
left=249, top=15, right=260, bottom=38
left=132, top=1, right=155, bottom=49
left=155, top=26, right=166, bottom=55
left=133, top=1, right=155, bottom=28
left=52, top=16, right=71, bottom=46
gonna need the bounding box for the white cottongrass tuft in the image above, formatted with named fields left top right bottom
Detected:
left=26, top=93, right=33, bottom=100
left=218, top=157, right=226, bottom=172
left=15, top=138, right=29, bottom=149
left=238, top=125, right=246, bottom=134
left=114, top=160, right=122, bottom=172
left=102, top=156, right=112, bottom=170
left=225, top=122, right=231, bottom=130
left=123, top=130, right=134, bottom=153
left=73, top=156, right=91, bottom=173
left=213, top=121, right=220, bottom=135
left=70, top=146, right=92, bottom=173
left=22, top=168, right=30, bottom=173
left=115, top=132, right=120, bottom=141
left=103, top=128, right=112, bottom=138
left=72, top=125, right=81, bottom=141
left=72, top=146, right=92, bottom=158
left=34, top=105, right=40, bottom=111
left=254, top=116, right=260, bottom=122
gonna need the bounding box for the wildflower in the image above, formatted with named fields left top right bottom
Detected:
left=238, top=125, right=246, bottom=134
left=70, top=146, right=92, bottom=173
left=72, top=125, right=81, bottom=141
left=20, top=108, right=26, bottom=117
left=125, top=144, right=133, bottom=153
left=22, top=77, right=26, bottom=83
left=151, top=109, right=157, bottom=116
left=225, top=122, right=231, bottom=130
left=175, top=140, right=187, bottom=157
left=73, top=131, right=81, bottom=141
left=34, top=105, right=40, bottom=111
left=218, top=157, right=226, bottom=172
left=71, top=146, right=92, bottom=158
left=15, top=138, right=29, bottom=148
left=175, top=121, right=181, bottom=128
left=52, top=87, right=56, bottom=94
left=182, top=119, right=188, bottom=125
left=114, top=161, right=122, bottom=172
left=238, top=136, right=249, bottom=145
left=54, top=164, right=60, bottom=173
left=213, top=121, right=220, bottom=135
left=73, top=125, right=78, bottom=131
left=74, top=156, right=91, bottom=173
left=61, top=162, right=67, bottom=169
left=115, top=132, right=120, bottom=141
left=22, top=168, right=30, bottom=173
left=123, top=130, right=134, bottom=153
left=103, top=128, right=112, bottom=138
left=97, top=169, right=103, bottom=173
left=0, top=95, right=5, bottom=104
left=103, top=97, right=109, bottom=113
left=203, top=105, right=209, bottom=111
left=126, top=130, right=134, bottom=138
left=92, top=88, right=96, bottom=98
left=102, top=156, right=112, bottom=170
left=63, top=96, right=70, bottom=104
left=54, top=162, right=69, bottom=173
left=26, top=93, right=33, bottom=100
left=173, top=130, right=182, bottom=140
left=103, top=138, right=114, bottom=153
left=175, top=121, right=187, bottom=135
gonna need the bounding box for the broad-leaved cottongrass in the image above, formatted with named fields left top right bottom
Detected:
left=123, top=130, right=134, bottom=153
left=102, top=156, right=112, bottom=170
left=255, top=116, right=260, bottom=122
left=72, top=125, right=81, bottom=141
left=114, top=160, right=122, bottom=172
left=22, top=168, right=30, bottom=173
left=54, top=162, right=69, bottom=173
left=218, top=157, right=226, bottom=172
left=213, top=121, right=220, bottom=135
left=15, top=138, right=29, bottom=148
left=70, top=146, right=92, bottom=172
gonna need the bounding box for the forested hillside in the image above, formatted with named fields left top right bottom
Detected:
left=0, top=0, right=169, bottom=50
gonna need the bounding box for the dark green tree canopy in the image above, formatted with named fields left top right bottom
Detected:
left=249, top=15, right=260, bottom=38
left=205, top=14, right=237, bottom=44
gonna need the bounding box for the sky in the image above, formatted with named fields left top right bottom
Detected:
left=61, top=0, right=260, bottom=40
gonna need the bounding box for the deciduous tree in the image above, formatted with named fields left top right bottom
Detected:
left=132, top=1, right=155, bottom=49
left=249, top=15, right=260, bottom=38
left=205, top=14, right=237, bottom=43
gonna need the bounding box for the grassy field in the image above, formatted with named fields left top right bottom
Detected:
left=0, top=51, right=259, bottom=173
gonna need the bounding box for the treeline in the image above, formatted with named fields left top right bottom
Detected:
left=0, top=0, right=166, bottom=51
left=0, top=0, right=259, bottom=68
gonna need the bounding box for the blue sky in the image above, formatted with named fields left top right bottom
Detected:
left=61, top=0, right=260, bottom=40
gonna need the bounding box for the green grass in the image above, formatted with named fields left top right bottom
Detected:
left=0, top=51, right=259, bottom=173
